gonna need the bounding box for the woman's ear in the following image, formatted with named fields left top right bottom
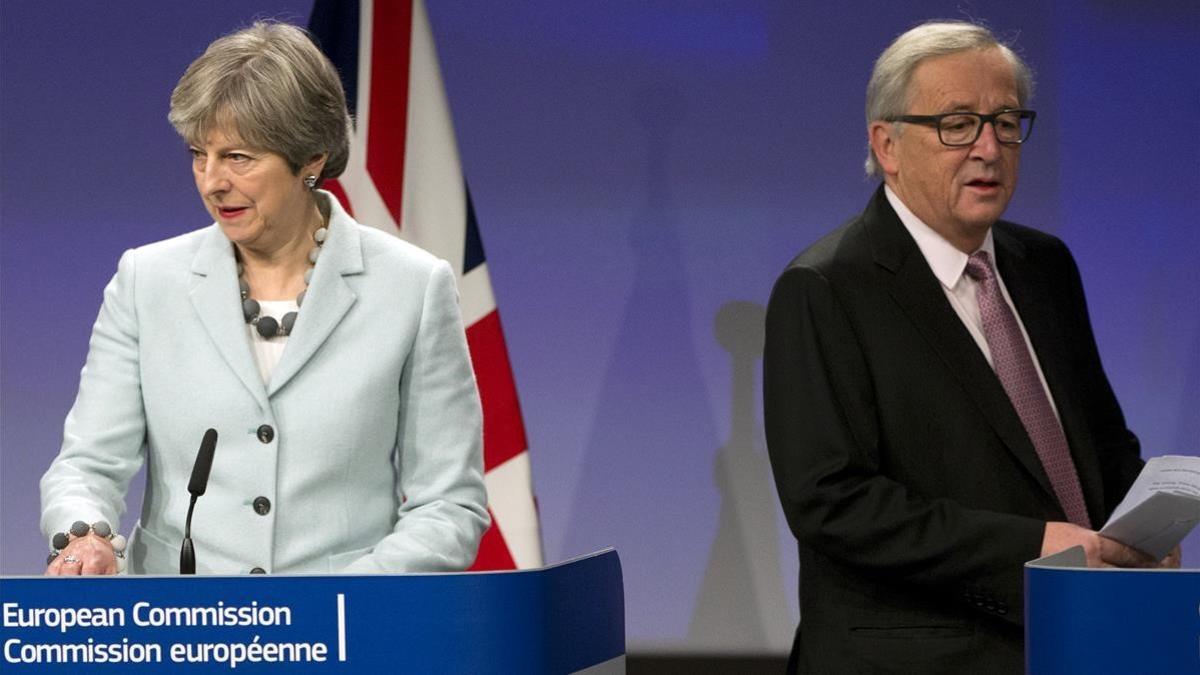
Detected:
left=302, top=153, right=329, bottom=182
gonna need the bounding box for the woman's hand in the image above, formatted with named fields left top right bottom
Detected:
left=45, top=534, right=118, bottom=576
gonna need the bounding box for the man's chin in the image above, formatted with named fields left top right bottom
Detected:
left=956, top=205, right=1007, bottom=231
left=960, top=190, right=1008, bottom=216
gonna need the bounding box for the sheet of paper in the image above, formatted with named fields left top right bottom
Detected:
left=1099, top=455, right=1200, bottom=559
left=1027, top=546, right=1088, bottom=569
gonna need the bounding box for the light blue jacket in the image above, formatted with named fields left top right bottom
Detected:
left=40, top=193, right=489, bottom=574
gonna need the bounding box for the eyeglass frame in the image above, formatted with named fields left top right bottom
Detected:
left=884, top=109, right=1037, bottom=147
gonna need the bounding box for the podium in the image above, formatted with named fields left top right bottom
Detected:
left=0, top=549, right=624, bottom=674
left=1025, top=548, right=1199, bottom=673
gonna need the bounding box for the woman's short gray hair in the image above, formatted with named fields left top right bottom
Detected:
left=168, top=21, right=351, bottom=184
left=864, top=20, right=1034, bottom=177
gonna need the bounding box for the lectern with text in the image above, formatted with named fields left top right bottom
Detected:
left=0, top=549, right=625, bottom=674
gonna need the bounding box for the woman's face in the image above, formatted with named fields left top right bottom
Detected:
left=190, top=127, right=318, bottom=254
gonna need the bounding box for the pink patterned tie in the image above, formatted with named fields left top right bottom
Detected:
left=965, top=251, right=1091, bottom=527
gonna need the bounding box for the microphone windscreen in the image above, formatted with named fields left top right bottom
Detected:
left=187, top=428, right=218, bottom=497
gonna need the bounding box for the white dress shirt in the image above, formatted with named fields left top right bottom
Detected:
left=884, top=185, right=1061, bottom=421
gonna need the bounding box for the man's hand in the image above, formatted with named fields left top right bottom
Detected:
left=1041, top=522, right=1160, bottom=568
left=1160, top=544, right=1182, bottom=569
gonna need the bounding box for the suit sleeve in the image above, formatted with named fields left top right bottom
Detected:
left=341, top=260, right=490, bottom=573
left=764, top=264, right=1045, bottom=624
left=40, top=249, right=148, bottom=547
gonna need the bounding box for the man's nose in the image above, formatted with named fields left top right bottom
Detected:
left=971, top=121, right=1002, bottom=160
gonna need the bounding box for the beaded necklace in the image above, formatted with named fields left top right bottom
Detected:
left=238, top=226, right=328, bottom=338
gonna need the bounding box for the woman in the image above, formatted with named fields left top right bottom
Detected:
left=40, top=22, right=489, bottom=575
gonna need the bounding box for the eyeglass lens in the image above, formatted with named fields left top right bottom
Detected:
left=940, top=112, right=1031, bottom=145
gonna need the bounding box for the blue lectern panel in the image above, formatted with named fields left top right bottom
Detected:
left=0, top=549, right=624, bottom=673
left=1026, top=563, right=1199, bottom=673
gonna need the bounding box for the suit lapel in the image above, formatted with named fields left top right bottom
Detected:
left=189, top=226, right=270, bottom=411
left=994, top=230, right=1105, bottom=522
left=864, top=189, right=1058, bottom=502
left=266, top=202, right=363, bottom=397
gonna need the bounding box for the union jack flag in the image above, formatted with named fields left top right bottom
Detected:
left=308, top=0, right=543, bottom=570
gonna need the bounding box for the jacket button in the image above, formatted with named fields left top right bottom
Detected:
left=252, top=496, right=271, bottom=515
left=250, top=567, right=266, bottom=574
left=257, top=425, right=275, bottom=443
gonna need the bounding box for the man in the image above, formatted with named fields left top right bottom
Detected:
left=763, top=21, right=1179, bottom=673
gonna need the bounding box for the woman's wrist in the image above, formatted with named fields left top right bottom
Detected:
left=48, top=520, right=126, bottom=572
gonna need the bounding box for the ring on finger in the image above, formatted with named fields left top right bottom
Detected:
left=62, top=554, right=81, bottom=565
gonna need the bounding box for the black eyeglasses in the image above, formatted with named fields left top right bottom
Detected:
left=885, top=109, right=1037, bottom=146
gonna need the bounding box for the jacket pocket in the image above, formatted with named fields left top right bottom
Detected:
left=850, top=624, right=975, bottom=639
left=848, top=619, right=977, bottom=671
left=128, top=521, right=178, bottom=575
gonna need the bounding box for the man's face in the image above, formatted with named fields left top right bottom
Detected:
left=874, top=48, right=1022, bottom=250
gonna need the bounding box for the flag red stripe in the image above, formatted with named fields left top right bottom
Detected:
left=466, top=310, right=529, bottom=471
left=469, top=508, right=517, bottom=570
left=366, top=1, right=413, bottom=228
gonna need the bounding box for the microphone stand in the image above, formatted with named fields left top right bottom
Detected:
left=180, top=495, right=199, bottom=575
left=180, top=428, right=217, bottom=575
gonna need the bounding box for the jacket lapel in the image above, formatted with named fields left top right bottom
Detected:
left=993, top=230, right=1105, bottom=523
left=266, top=200, right=363, bottom=397
left=189, top=226, right=270, bottom=411
left=864, top=188, right=1058, bottom=503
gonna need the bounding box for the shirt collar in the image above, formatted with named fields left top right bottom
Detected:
left=884, top=184, right=995, bottom=290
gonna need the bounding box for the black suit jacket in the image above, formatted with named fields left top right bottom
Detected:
left=763, top=186, right=1142, bottom=673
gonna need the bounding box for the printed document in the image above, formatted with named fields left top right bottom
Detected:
left=1100, top=455, right=1200, bottom=559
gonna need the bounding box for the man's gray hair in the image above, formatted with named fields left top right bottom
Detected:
left=864, top=20, right=1034, bottom=177
left=169, top=21, right=351, bottom=184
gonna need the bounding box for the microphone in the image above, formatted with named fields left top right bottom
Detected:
left=180, top=428, right=218, bottom=574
